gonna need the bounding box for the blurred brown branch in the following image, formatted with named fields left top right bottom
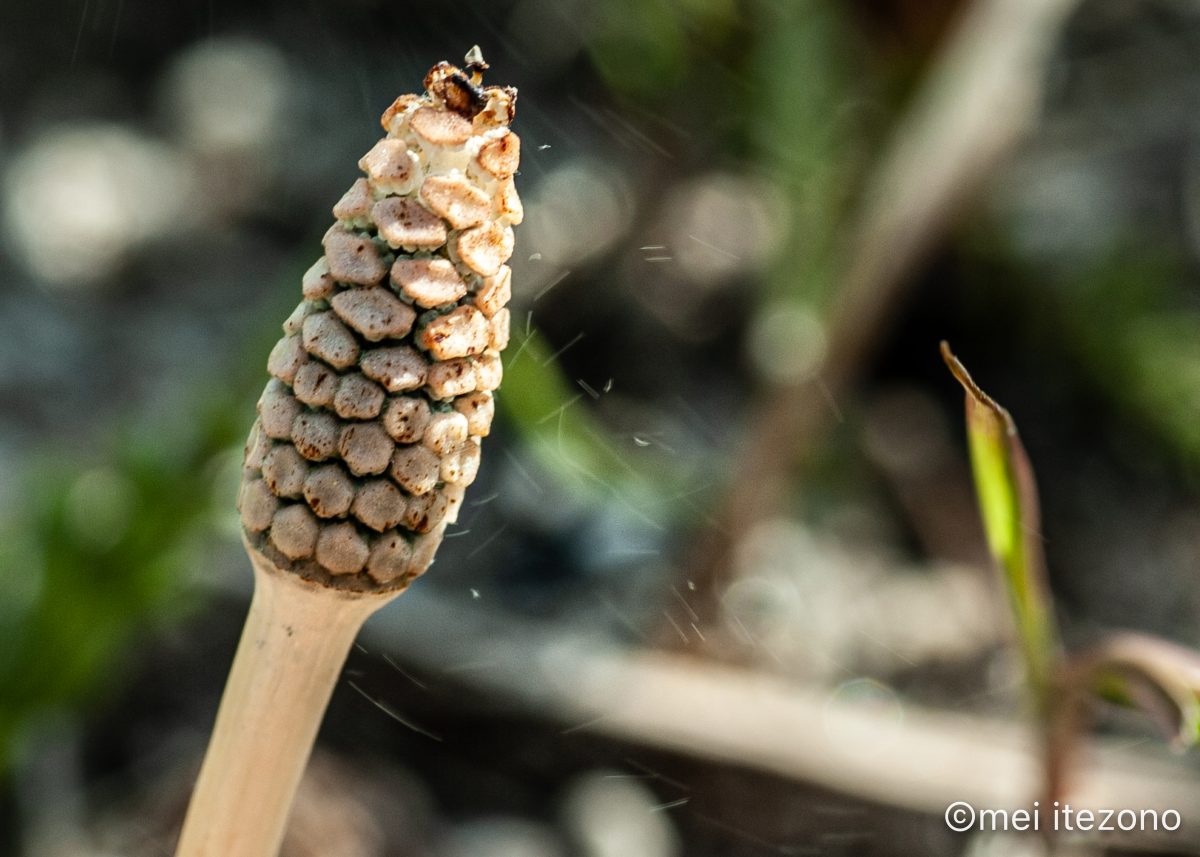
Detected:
left=371, top=589, right=1200, bottom=850
left=680, top=0, right=1081, bottom=635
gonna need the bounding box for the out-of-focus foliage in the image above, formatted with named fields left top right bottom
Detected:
left=0, top=390, right=249, bottom=773
left=748, top=1, right=861, bottom=310
left=588, top=0, right=739, bottom=99
left=500, top=327, right=686, bottom=526
left=1050, top=252, right=1200, bottom=474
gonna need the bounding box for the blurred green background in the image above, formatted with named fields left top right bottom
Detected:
left=3, top=0, right=1200, bottom=854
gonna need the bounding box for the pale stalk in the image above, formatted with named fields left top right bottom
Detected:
left=175, top=50, right=519, bottom=855
left=174, top=544, right=398, bottom=857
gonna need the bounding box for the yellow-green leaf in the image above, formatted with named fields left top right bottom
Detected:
left=941, top=342, right=1060, bottom=699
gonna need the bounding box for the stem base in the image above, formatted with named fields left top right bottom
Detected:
left=174, top=544, right=398, bottom=857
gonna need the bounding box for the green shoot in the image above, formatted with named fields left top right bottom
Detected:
left=940, top=341, right=1060, bottom=704
left=942, top=342, right=1200, bottom=805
